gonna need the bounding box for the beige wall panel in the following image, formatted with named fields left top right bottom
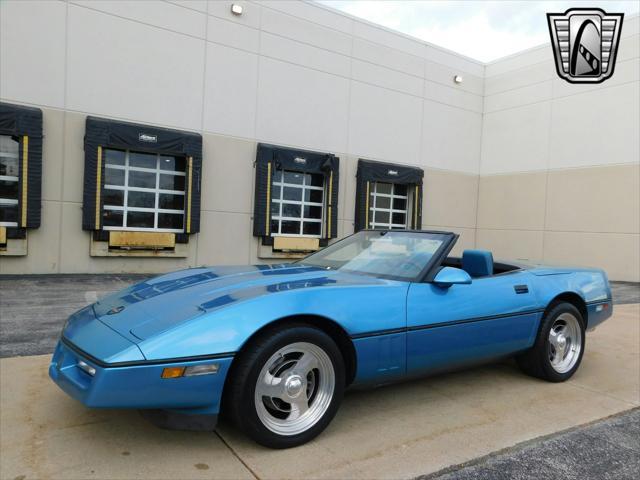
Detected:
left=61, top=111, right=87, bottom=204
left=543, top=231, right=640, bottom=282
left=66, top=5, right=205, bottom=131
left=196, top=212, right=251, bottom=267
left=72, top=0, right=207, bottom=38
left=58, top=202, right=91, bottom=273
left=336, top=153, right=348, bottom=221
left=546, top=164, right=640, bottom=234
left=423, top=170, right=478, bottom=229
left=484, top=80, right=552, bottom=113
left=618, top=33, right=640, bottom=62
left=0, top=201, right=62, bottom=274
left=201, top=134, right=256, bottom=214
left=477, top=173, right=547, bottom=230
left=0, top=0, right=66, bottom=108
left=484, top=62, right=554, bottom=96
left=476, top=228, right=544, bottom=263
left=480, top=102, right=551, bottom=174
left=549, top=82, right=640, bottom=169
left=424, top=225, right=476, bottom=257
left=348, top=81, right=422, bottom=165
left=341, top=156, right=358, bottom=222
left=202, top=43, right=258, bottom=139
left=341, top=219, right=354, bottom=237
left=421, top=101, right=482, bottom=174
left=41, top=108, right=65, bottom=202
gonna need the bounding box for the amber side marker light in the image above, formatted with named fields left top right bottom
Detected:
left=161, top=367, right=186, bottom=379
left=161, top=364, right=220, bottom=379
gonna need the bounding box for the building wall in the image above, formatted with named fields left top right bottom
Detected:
left=478, top=15, right=640, bottom=281
left=0, top=1, right=638, bottom=281
left=0, top=0, right=481, bottom=274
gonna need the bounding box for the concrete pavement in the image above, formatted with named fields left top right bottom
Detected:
left=1, top=303, right=638, bottom=479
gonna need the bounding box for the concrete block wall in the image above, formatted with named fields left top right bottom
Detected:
left=0, top=1, right=638, bottom=280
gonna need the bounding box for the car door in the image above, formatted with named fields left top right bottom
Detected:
left=406, top=270, right=540, bottom=376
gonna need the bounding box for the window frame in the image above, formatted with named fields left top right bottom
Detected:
left=102, top=148, right=186, bottom=233
left=252, top=143, right=340, bottom=247
left=368, top=181, right=413, bottom=230
left=0, top=134, right=20, bottom=228
left=354, top=159, right=424, bottom=233
left=270, top=169, right=325, bottom=238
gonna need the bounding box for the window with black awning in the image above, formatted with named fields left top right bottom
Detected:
left=0, top=102, right=42, bottom=240
left=253, top=143, right=339, bottom=248
left=354, top=159, right=424, bottom=232
left=83, top=117, right=202, bottom=241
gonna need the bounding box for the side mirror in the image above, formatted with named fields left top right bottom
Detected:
left=433, top=267, right=472, bottom=288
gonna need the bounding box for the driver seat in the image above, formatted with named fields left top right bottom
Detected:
left=462, top=250, right=494, bottom=278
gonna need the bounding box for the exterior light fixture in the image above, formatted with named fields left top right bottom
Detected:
left=231, top=4, right=243, bottom=15
left=453, top=75, right=463, bottom=84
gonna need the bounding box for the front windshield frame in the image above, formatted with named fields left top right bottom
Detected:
left=297, top=230, right=456, bottom=283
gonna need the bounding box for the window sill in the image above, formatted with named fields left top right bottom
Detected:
left=90, top=234, right=189, bottom=258
left=257, top=242, right=309, bottom=260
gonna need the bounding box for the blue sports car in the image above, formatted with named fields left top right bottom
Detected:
left=50, top=230, right=612, bottom=448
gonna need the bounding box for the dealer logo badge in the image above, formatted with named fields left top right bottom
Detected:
left=547, top=8, right=623, bottom=84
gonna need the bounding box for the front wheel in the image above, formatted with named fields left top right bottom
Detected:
left=517, top=302, right=586, bottom=382
left=225, top=325, right=345, bottom=448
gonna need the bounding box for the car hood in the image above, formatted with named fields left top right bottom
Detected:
left=93, top=264, right=383, bottom=342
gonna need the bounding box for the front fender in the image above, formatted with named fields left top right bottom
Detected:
left=137, top=282, right=409, bottom=361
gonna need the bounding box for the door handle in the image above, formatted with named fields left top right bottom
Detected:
left=514, top=285, right=529, bottom=294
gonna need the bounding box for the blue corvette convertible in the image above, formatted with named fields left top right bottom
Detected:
left=50, top=230, right=612, bottom=448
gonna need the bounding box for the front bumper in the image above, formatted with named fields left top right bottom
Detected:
left=586, top=300, right=613, bottom=331
left=49, top=339, right=233, bottom=414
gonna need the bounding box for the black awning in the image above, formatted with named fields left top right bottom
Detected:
left=0, top=102, right=42, bottom=137
left=356, top=159, right=424, bottom=185
left=261, top=143, right=339, bottom=174
left=84, top=116, right=201, bottom=157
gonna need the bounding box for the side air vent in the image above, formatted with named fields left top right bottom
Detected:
left=514, top=285, right=529, bottom=294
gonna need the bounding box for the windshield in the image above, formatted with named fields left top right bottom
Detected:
left=300, top=230, right=451, bottom=281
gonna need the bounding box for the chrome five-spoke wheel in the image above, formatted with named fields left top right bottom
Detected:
left=517, top=302, right=586, bottom=382
left=226, top=325, right=345, bottom=448
left=548, top=312, right=582, bottom=374
left=255, top=342, right=335, bottom=436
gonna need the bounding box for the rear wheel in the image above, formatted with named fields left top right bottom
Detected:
left=517, top=302, right=585, bottom=382
left=225, top=325, right=345, bottom=448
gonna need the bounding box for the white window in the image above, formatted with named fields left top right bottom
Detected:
left=271, top=170, right=324, bottom=237
left=369, top=182, right=411, bottom=230
left=102, top=148, right=186, bottom=233
left=0, top=135, right=20, bottom=227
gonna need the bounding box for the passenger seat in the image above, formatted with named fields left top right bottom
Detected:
left=462, top=250, right=494, bottom=278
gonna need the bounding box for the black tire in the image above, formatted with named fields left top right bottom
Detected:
left=517, top=302, right=586, bottom=382
left=224, top=324, right=345, bottom=448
